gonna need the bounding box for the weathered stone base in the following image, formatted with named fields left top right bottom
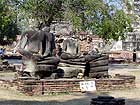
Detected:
left=17, top=79, right=81, bottom=96
left=0, top=74, right=135, bottom=96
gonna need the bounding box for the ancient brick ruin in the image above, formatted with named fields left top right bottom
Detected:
left=0, top=74, right=135, bottom=96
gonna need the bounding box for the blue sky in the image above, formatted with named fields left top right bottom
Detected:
left=104, top=0, right=122, bottom=9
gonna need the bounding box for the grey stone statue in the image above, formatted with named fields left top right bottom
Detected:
left=60, top=36, right=80, bottom=60
left=15, top=27, right=60, bottom=78
left=17, top=27, right=56, bottom=57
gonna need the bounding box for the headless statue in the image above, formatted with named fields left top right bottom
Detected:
left=60, top=37, right=80, bottom=60
left=17, top=27, right=56, bottom=56
left=15, top=27, right=59, bottom=78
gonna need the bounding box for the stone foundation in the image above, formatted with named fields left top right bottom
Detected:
left=0, top=74, right=136, bottom=96
left=96, top=74, right=135, bottom=91
left=114, top=74, right=135, bottom=88
left=17, top=79, right=81, bottom=95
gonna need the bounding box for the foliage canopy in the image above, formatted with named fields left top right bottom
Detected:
left=0, top=0, right=20, bottom=40
left=1, top=0, right=133, bottom=41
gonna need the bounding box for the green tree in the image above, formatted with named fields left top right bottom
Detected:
left=0, top=0, right=20, bottom=40
left=16, top=0, right=132, bottom=41
left=64, top=0, right=132, bottom=41
left=18, top=0, right=63, bottom=29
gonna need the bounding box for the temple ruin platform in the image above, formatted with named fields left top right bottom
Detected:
left=0, top=72, right=136, bottom=96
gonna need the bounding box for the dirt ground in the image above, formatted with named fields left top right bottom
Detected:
left=0, top=64, right=140, bottom=105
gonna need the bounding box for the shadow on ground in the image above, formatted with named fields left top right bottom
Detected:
left=0, top=98, right=90, bottom=105
left=0, top=92, right=107, bottom=105
left=0, top=91, right=138, bottom=105
left=0, top=97, right=139, bottom=105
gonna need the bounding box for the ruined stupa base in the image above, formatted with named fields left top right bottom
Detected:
left=0, top=73, right=135, bottom=96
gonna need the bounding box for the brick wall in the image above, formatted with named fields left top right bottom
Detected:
left=0, top=74, right=135, bottom=96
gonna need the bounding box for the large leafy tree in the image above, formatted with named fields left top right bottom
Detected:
left=17, top=0, right=63, bottom=29
left=64, top=0, right=132, bottom=41
left=0, top=0, right=20, bottom=40
left=16, top=0, right=132, bottom=41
